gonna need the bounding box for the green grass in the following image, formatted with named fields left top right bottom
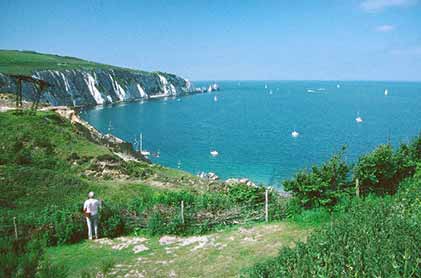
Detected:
left=0, top=110, right=290, bottom=248
left=47, top=222, right=311, bottom=278
left=0, top=50, right=150, bottom=75
left=0, top=110, right=200, bottom=234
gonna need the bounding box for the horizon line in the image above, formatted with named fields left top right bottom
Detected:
left=192, top=79, right=421, bottom=83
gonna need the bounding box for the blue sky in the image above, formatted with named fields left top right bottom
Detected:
left=1, top=0, right=420, bottom=81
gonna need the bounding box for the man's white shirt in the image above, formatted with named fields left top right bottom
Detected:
left=83, top=199, right=101, bottom=216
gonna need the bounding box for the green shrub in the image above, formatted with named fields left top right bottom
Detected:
left=226, top=184, right=265, bottom=204
left=243, top=174, right=421, bottom=278
left=36, top=259, right=68, bottom=278
left=0, top=238, right=68, bottom=278
left=353, top=143, right=417, bottom=195
left=100, top=203, right=125, bottom=238
left=283, top=148, right=349, bottom=209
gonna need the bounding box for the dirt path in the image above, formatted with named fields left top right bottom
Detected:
left=49, top=222, right=309, bottom=278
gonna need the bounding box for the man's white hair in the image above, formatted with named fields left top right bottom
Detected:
left=88, top=191, right=94, bottom=198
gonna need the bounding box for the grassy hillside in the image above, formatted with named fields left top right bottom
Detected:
left=0, top=50, right=149, bottom=75
left=0, top=110, right=292, bottom=277
left=2, top=109, right=420, bottom=277
left=0, top=110, right=210, bottom=227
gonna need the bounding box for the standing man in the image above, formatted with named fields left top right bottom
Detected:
left=83, top=191, right=101, bottom=240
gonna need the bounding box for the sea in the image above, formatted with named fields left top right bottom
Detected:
left=81, top=81, right=421, bottom=187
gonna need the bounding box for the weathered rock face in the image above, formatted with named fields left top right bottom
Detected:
left=0, top=69, right=193, bottom=106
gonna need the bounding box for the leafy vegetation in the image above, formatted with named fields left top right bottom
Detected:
left=243, top=136, right=421, bottom=278
left=354, top=140, right=419, bottom=195
left=284, top=136, right=420, bottom=211
left=1, top=109, right=420, bottom=277
left=243, top=168, right=421, bottom=277
left=283, top=147, right=349, bottom=209
left=0, top=110, right=288, bottom=245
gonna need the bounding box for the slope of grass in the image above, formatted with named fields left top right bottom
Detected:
left=0, top=110, right=200, bottom=230
left=0, top=50, right=150, bottom=75
left=0, top=110, right=292, bottom=249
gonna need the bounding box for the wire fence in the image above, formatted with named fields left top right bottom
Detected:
left=1, top=189, right=281, bottom=242
left=123, top=189, right=273, bottom=232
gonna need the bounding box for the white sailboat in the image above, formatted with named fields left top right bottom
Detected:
left=264, top=84, right=268, bottom=89
left=291, top=130, right=300, bottom=138
left=214, top=95, right=218, bottom=102
left=355, top=113, right=363, bottom=123
left=384, top=89, right=388, bottom=96
left=337, top=84, right=341, bottom=88
left=139, top=133, right=150, bottom=156
left=210, top=150, right=219, bottom=157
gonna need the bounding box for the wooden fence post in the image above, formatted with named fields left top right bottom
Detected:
left=265, top=189, right=269, bottom=223
left=181, top=200, right=185, bottom=224
left=355, top=178, right=360, bottom=198
left=13, top=216, right=18, bottom=240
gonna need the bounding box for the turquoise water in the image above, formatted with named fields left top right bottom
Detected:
left=81, top=81, right=421, bottom=186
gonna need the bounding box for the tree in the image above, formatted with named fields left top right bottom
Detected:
left=353, top=144, right=399, bottom=195
left=283, top=147, right=349, bottom=209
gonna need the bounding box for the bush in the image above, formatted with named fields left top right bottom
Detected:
left=36, top=259, right=68, bottom=278
left=100, top=203, right=126, bottom=238
left=283, top=147, right=349, bottom=209
left=353, top=143, right=417, bottom=195
left=0, top=237, right=68, bottom=278
left=243, top=174, right=421, bottom=278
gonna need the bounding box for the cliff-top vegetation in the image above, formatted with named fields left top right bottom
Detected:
left=0, top=50, right=151, bottom=76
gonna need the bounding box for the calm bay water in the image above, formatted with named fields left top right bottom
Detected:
left=81, top=81, right=421, bottom=186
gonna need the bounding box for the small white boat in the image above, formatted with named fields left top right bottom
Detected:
left=269, top=90, right=273, bottom=95
left=307, top=89, right=316, bottom=93
left=208, top=85, right=213, bottom=92
left=139, top=133, right=150, bottom=156
left=291, top=130, right=300, bottom=138
left=141, top=150, right=151, bottom=156
left=265, top=84, right=268, bottom=89
left=384, top=89, right=388, bottom=96
left=337, top=84, right=341, bottom=88
left=210, top=150, right=219, bottom=157
left=355, top=116, right=363, bottom=123
left=214, top=95, right=218, bottom=102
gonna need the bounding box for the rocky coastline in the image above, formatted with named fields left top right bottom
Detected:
left=0, top=69, right=219, bottom=108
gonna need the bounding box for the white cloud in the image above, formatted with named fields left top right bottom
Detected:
left=361, top=0, right=417, bottom=12
left=375, top=24, right=396, bottom=32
